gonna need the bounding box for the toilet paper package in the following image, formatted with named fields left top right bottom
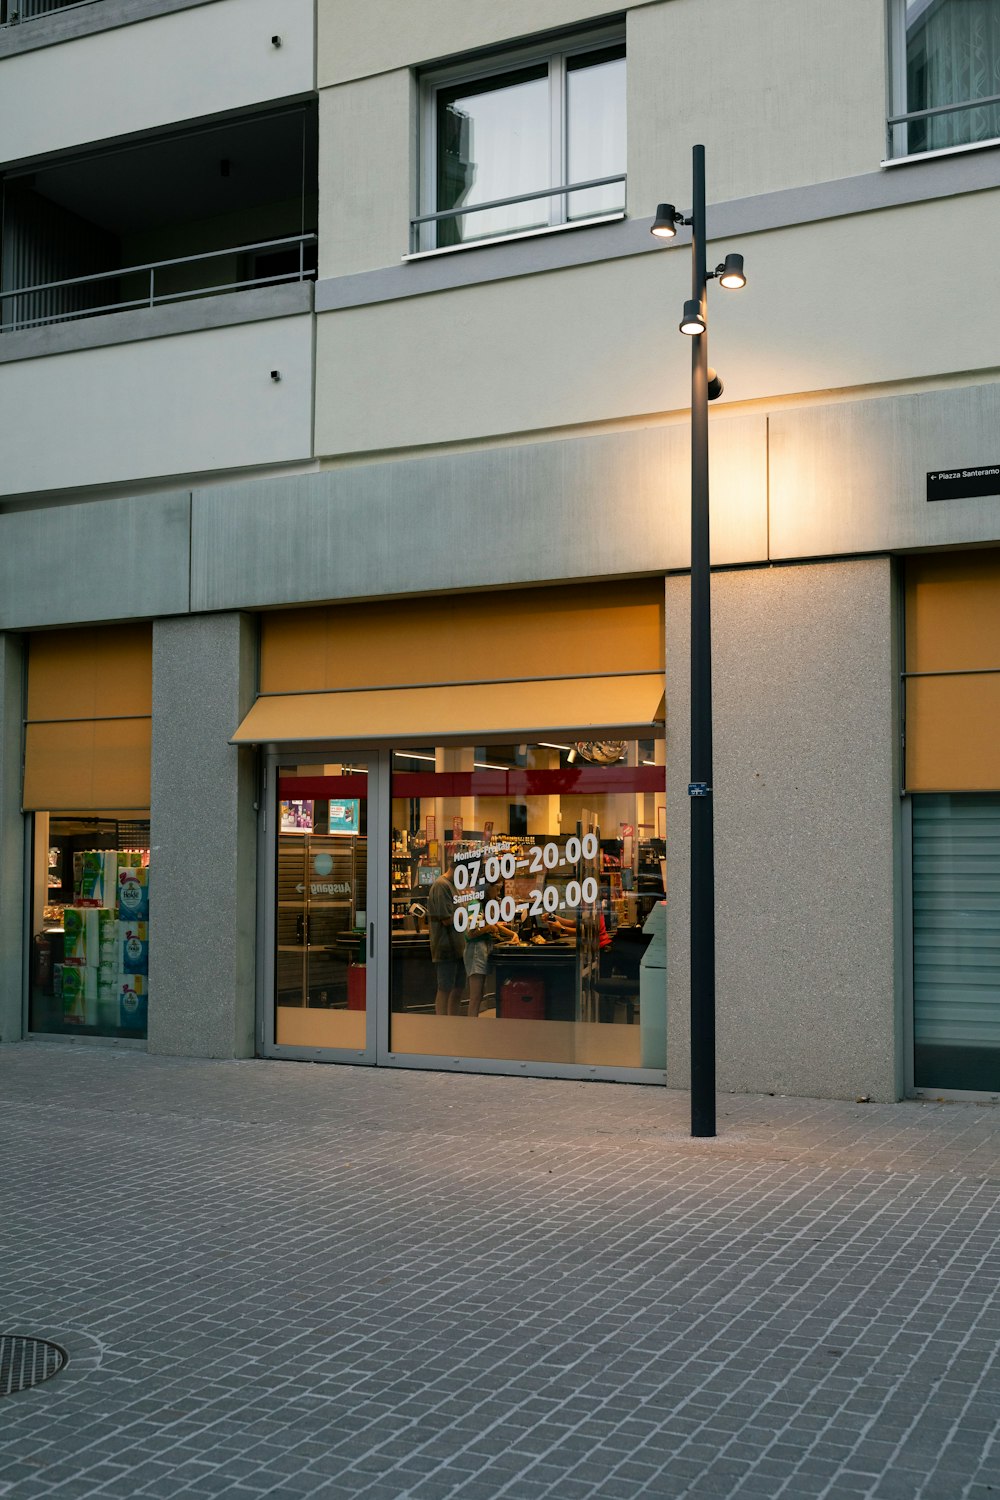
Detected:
left=62, top=907, right=88, bottom=962
left=119, top=922, right=149, bottom=976
left=119, top=977, right=149, bottom=1031
left=62, top=961, right=98, bottom=1025
left=117, top=866, right=149, bottom=921
left=74, top=850, right=113, bottom=906
left=63, top=907, right=116, bottom=965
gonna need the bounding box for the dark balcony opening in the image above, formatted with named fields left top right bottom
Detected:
left=0, top=105, right=318, bottom=333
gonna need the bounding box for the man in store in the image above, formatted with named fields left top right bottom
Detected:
left=465, top=880, right=518, bottom=1019
left=427, top=854, right=466, bottom=1016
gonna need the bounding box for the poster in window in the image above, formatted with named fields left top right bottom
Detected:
left=280, top=800, right=314, bottom=834
left=329, top=799, right=360, bottom=836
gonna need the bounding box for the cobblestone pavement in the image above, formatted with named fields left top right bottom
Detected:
left=2, top=1044, right=1000, bottom=1500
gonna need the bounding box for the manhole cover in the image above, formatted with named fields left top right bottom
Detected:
left=0, top=1337, right=66, bottom=1395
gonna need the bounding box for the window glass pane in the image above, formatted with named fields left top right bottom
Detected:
left=905, top=0, right=1000, bottom=153
left=30, top=814, right=150, bottom=1039
left=436, top=65, right=550, bottom=246
left=274, top=765, right=370, bottom=1051
left=566, top=47, right=626, bottom=219
left=389, top=740, right=666, bottom=1071
left=913, top=793, right=1000, bottom=1091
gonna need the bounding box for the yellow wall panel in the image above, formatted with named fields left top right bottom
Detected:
left=905, top=551, right=1000, bottom=675
left=906, top=675, right=1000, bottom=792
left=27, top=625, right=153, bottom=721
left=23, top=719, right=152, bottom=811
left=261, top=582, right=664, bottom=693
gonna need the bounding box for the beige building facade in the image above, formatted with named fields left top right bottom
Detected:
left=1, top=0, right=998, bottom=1099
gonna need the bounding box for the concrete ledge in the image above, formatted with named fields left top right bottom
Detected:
left=316, top=150, right=1000, bottom=311
left=0, top=0, right=216, bottom=57
left=0, top=280, right=314, bottom=364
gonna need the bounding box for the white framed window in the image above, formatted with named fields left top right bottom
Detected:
left=412, top=27, right=626, bottom=254
left=887, top=0, right=1000, bottom=161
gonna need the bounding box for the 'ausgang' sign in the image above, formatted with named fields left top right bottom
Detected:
left=926, top=465, right=1000, bottom=503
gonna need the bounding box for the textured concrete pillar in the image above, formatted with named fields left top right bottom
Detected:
left=666, top=558, right=900, bottom=1101
left=149, top=613, right=257, bottom=1057
left=0, top=633, right=26, bottom=1044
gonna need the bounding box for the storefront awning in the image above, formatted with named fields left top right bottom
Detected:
left=231, top=674, right=665, bottom=746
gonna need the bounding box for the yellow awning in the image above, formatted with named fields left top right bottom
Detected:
left=232, top=674, right=665, bottom=745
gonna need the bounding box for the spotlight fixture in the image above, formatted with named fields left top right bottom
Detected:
left=707, top=367, right=724, bottom=401
left=650, top=203, right=683, bottom=240
left=717, top=253, right=746, bottom=290
left=679, top=299, right=706, bottom=336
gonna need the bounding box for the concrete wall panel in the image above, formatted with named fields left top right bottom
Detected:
left=0, top=316, right=313, bottom=497
left=0, top=492, right=191, bottom=631
left=0, top=635, right=26, bottom=1044
left=314, top=193, right=999, bottom=455
left=665, top=559, right=898, bottom=1100
left=0, top=0, right=314, bottom=165
left=629, top=0, right=885, bottom=216
left=317, top=0, right=885, bottom=276
left=318, top=69, right=414, bottom=279
left=149, top=613, right=257, bottom=1058
left=318, top=0, right=621, bottom=86
left=770, top=383, right=1000, bottom=560
left=191, top=418, right=768, bottom=612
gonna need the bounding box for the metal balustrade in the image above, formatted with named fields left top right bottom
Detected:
left=0, top=233, right=317, bottom=334
left=1, top=0, right=100, bottom=24
left=408, top=174, right=626, bottom=254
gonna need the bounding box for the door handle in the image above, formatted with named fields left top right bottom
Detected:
left=369, top=922, right=375, bottom=959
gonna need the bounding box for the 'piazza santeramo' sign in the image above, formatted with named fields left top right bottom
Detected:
left=926, top=464, right=1000, bottom=503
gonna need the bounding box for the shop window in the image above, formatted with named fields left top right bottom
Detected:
left=30, top=814, right=150, bottom=1040
left=888, top=0, right=1000, bottom=159
left=388, top=737, right=665, bottom=1071
left=413, top=27, right=625, bottom=252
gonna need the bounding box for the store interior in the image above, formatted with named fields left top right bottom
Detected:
left=29, top=812, right=151, bottom=1038
left=276, top=735, right=667, bottom=1070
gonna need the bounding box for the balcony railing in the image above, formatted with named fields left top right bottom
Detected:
left=887, top=91, right=1000, bottom=159
left=408, top=174, right=627, bottom=254
left=0, top=0, right=100, bottom=24
left=0, top=233, right=317, bottom=334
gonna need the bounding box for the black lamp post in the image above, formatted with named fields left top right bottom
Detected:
left=651, top=145, right=746, bottom=1139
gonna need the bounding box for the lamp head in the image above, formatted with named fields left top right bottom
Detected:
left=651, top=203, right=680, bottom=240
left=679, top=299, right=706, bottom=336
left=717, top=252, right=746, bottom=290
left=707, top=368, right=724, bottom=401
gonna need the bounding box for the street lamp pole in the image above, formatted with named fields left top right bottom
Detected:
left=651, top=146, right=746, bottom=1139
left=687, top=143, right=715, bottom=1139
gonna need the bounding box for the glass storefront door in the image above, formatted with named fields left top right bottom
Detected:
left=265, top=759, right=376, bottom=1058
left=263, top=736, right=667, bottom=1079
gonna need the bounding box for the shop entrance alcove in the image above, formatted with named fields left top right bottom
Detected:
left=242, top=582, right=669, bottom=1081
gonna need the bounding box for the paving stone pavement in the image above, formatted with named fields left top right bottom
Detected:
left=2, top=1043, right=1000, bottom=1500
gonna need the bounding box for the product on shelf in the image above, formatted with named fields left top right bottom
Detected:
left=60, top=847, right=151, bottom=1030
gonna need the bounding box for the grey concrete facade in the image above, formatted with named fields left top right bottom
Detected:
left=148, top=613, right=257, bottom=1058
left=0, top=491, right=192, bottom=631
left=0, top=632, right=25, bottom=1044
left=665, top=559, right=899, bottom=1101
left=3, top=379, right=999, bottom=634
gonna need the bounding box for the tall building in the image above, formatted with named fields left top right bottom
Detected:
left=1, top=0, right=998, bottom=1100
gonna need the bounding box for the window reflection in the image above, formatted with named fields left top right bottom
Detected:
left=390, top=739, right=665, bottom=1069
